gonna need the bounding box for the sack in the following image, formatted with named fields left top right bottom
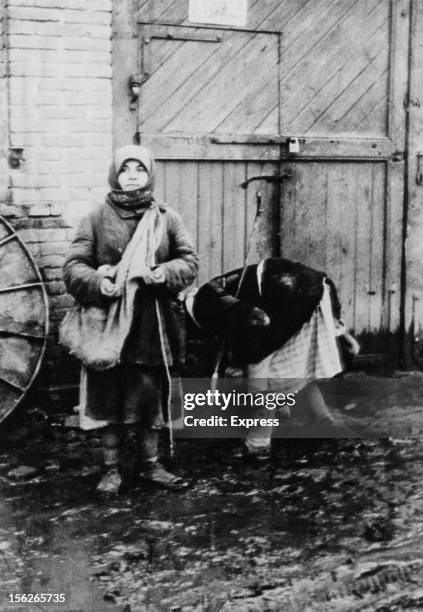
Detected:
left=59, top=304, right=120, bottom=370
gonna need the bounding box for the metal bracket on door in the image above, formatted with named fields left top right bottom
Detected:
left=417, top=152, right=423, bottom=185
left=128, top=73, right=149, bottom=111
left=141, top=30, right=223, bottom=81
left=150, top=32, right=223, bottom=43
left=240, top=173, right=292, bottom=189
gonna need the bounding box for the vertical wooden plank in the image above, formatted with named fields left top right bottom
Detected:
left=162, top=161, right=179, bottom=208
left=325, top=163, right=356, bottom=330
left=386, top=0, right=410, bottom=348
left=163, top=160, right=199, bottom=256
left=280, top=161, right=299, bottom=260
left=326, top=162, right=348, bottom=321
left=389, top=0, right=410, bottom=145
left=198, top=162, right=224, bottom=283
left=303, top=162, right=328, bottom=272
left=112, top=0, right=139, bottom=148
left=406, top=0, right=423, bottom=366
left=222, top=162, right=248, bottom=271
left=244, top=161, right=276, bottom=265
left=178, top=162, right=200, bottom=256
left=279, top=162, right=298, bottom=259
left=354, top=163, right=373, bottom=333
left=281, top=162, right=315, bottom=265
left=369, top=163, right=385, bottom=333
left=154, top=160, right=166, bottom=203
left=386, top=159, right=404, bottom=336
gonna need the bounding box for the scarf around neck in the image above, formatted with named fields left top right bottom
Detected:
left=106, top=188, right=155, bottom=218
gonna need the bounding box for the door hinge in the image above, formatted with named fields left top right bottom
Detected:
left=391, top=151, right=405, bottom=162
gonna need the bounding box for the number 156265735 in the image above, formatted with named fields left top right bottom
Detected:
left=8, top=593, right=66, bottom=603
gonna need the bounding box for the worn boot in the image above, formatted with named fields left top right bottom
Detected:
left=96, top=426, right=123, bottom=495
left=230, top=443, right=272, bottom=462
left=136, top=426, right=188, bottom=490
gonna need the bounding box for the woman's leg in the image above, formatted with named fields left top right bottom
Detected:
left=241, top=355, right=273, bottom=458
left=97, top=424, right=123, bottom=494
left=301, top=382, right=333, bottom=421
left=301, top=382, right=355, bottom=437
left=124, top=366, right=188, bottom=489
left=136, top=425, right=188, bottom=489
left=136, top=425, right=159, bottom=463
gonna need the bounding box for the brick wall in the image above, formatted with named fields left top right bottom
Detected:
left=2, top=1, right=113, bottom=385
left=0, top=2, right=9, bottom=207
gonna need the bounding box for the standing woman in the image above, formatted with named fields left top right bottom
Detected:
left=63, top=145, right=198, bottom=494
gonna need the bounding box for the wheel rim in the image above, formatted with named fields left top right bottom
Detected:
left=0, top=216, right=49, bottom=422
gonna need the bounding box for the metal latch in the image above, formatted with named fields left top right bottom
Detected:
left=391, top=151, right=405, bottom=162
left=128, top=73, right=149, bottom=111
left=417, top=152, right=423, bottom=185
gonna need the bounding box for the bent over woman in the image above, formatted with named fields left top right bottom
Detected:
left=63, top=145, right=198, bottom=493
left=191, top=258, right=359, bottom=459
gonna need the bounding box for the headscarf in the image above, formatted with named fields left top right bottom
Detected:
left=107, top=145, right=156, bottom=217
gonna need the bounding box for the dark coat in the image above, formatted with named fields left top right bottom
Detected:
left=63, top=201, right=199, bottom=367
left=193, top=258, right=340, bottom=365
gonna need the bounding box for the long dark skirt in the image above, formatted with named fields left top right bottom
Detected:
left=85, top=364, right=165, bottom=428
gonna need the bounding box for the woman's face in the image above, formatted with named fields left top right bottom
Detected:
left=117, top=159, right=149, bottom=191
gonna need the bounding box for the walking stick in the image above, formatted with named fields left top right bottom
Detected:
left=155, top=299, right=175, bottom=457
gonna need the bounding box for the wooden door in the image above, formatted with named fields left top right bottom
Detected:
left=277, top=0, right=409, bottom=360
left=135, top=23, right=282, bottom=283
left=113, top=0, right=410, bottom=362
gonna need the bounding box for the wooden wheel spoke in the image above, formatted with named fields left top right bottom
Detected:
left=0, top=330, right=44, bottom=340
left=0, top=282, right=42, bottom=295
left=0, top=234, right=16, bottom=248
left=0, top=376, right=25, bottom=393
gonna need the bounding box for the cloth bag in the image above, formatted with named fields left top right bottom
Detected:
left=59, top=305, right=110, bottom=369
left=59, top=204, right=163, bottom=370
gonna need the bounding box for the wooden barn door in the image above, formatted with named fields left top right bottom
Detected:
left=135, top=23, right=282, bottom=284
left=278, top=0, right=409, bottom=360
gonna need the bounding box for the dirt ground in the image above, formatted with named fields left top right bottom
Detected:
left=1, top=373, right=423, bottom=612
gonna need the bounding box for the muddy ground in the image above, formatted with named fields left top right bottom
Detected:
left=1, top=373, right=423, bottom=611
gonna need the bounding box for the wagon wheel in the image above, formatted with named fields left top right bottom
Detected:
left=0, top=216, right=49, bottom=423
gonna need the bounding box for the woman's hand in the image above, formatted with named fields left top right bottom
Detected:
left=98, top=264, right=117, bottom=279
left=340, top=332, right=360, bottom=357
left=225, top=366, right=245, bottom=378
left=141, top=266, right=166, bottom=286
left=100, top=278, right=120, bottom=298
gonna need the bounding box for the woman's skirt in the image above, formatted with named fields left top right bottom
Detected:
left=76, top=364, right=165, bottom=429
left=247, top=280, right=343, bottom=392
